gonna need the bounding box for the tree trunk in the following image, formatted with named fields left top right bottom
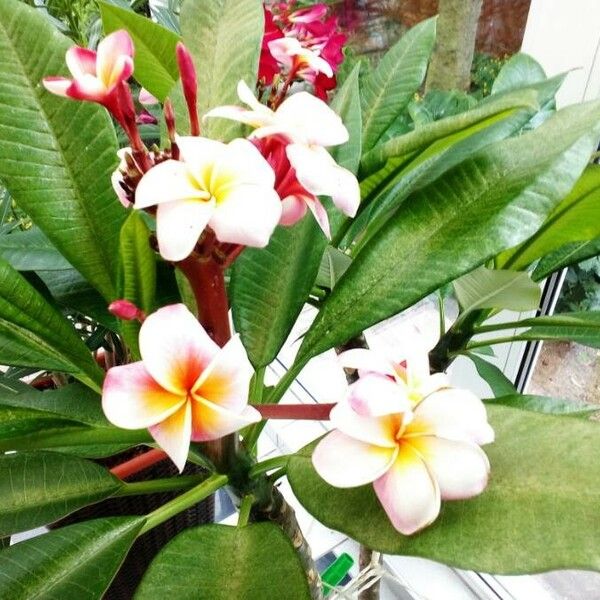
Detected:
left=425, top=0, right=483, bottom=92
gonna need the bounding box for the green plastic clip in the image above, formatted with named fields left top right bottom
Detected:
left=321, top=552, right=354, bottom=596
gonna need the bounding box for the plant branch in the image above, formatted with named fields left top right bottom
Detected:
left=139, top=474, right=228, bottom=536
left=110, top=448, right=168, bottom=479
left=254, top=485, right=322, bottom=599
left=253, top=403, right=335, bottom=421
left=237, top=494, right=254, bottom=527
left=116, top=475, right=208, bottom=496
left=248, top=455, right=290, bottom=479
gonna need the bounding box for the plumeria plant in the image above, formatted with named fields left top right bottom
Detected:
left=1, top=0, right=600, bottom=598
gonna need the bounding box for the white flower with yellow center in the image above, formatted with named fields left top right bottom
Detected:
left=134, top=137, right=281, bottom=261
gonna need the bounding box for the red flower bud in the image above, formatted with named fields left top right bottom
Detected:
left=108, top=299, right=145, bottom=321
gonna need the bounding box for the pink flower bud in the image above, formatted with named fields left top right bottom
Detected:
left=176, top=43, right=200, bottom=136
left=108, top=299, right=144, bottom=321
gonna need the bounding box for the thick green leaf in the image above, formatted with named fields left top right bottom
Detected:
left=231, top=217, right=328, bottom=368
left=0, top=451, right=122, bottom=536
left=349, top=104, right=537, bottom=248
left=492, top=53, right=546, bottom=95
left=0, top=228, right=71, bottom=271
left=178, top=0, right=263, bottom=140
left=330, top=63, right=362, bottom=174
left=492, top=311, right=600, bottom=348
left=486, top=394, right=598, bottom=417
left=294, top=101, right=600, bottom=368
left=453, top=266, right=541, bottom=312
left=498, top=164, right=600, bottom=271
left=100, top=1, right=180, bottom=101
left=0, top=0, right=125, bottom=300
left=361, top=18, right=436, bottom=151
left=315, top=246, right=352, bottom=290
left=118, top=211, right=156, bottom=358
left=360, top=89, right=538, bottom=174
left=0, top=408, right=150, bottom=453
left=533, top=237, right=600, bottom=281
left=135, top=523, right=311, bottom=600
left=467, top=353, right=517, bottom=397
left=0, top=258, right=104, bottom=389
left=0, top=382, right=109, bottom=427
left=288, top=405, right=600, bottom=573
left=0, top=516, right=144, bottom=599
left=36, top=268, right=116, bottom=329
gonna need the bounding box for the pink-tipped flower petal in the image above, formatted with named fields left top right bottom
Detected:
left=42, top=77, right=72, bottom=98
left=191, top=400, right=261, bottom=441
left=408, top=436, right=490, bottom=501
left=193, top=334, right=254, bottom=412
left=373, top=443, right=441, bottom=535
left=102, top=362, right=186, bottom=430
left=139, top=304, right=219, bottom=396
left=347, top=374, right=412, bottom=417
left=149, top=401, right=192, bottom=472
left=329, top=399, right=400, bottom=448
left=313, top=430, right=398, bottom=488
left=65, top=47, right=97, bottom=79
left=96, top=29, right=134, bottom=89
left=280, top=195, right=308, bottom=226
left=338, top=348, right=396, bottom=377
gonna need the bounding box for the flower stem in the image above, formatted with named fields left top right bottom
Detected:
left=253, top=403, right=335, bottom=421
left=248, top=455, right=290, bottom=479
left=110, top=448, right=168, bottom=479
left=116, top=475, right=207, bottom=496
left=139, top=474, right=228, bottom=536
left=237, top=494, right=254, bottom=527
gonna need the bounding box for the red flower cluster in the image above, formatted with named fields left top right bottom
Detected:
left=260, top=1, right=347, bottom=100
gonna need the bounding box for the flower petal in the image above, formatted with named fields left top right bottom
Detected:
left=65, top=47, right=97, bottom=79
left=191, top=400, right=261, bottom=441
left=338, top=348, right=396, bottom=377
left=139, top=304, right=219, bottom=395
left=313, top=430, right=398, bottom=488
left=305, top=196, right=331, bottom=238
left=111, top=170, right=131, bottom=208
left=212, top=138, right=275, bottom=191
left=67, top=74, right=107, bottom=102
left=210, top=184, right=281, bottom=247
left=373, top=443, right=441, bottom=535
left=409, top=388, right=495, bottom=445
left=42, top=77, right=72, bottom=98
left=149, top=401, right=192, bottom=472
left=193, top=334, right=253, bottom=412
left=330, top=398, right=401, bottom=448
left=96, top=30, right=134, bottom=89
left=135, top=159, right=210, bottom=210
left=347, top=374, right=412, bottom=417
left=408, top=436, right=490, bottom=500
left=155, top=197, right=215, bottom=261
left=276, top=92, right=349, bottom=146
left=287, top=144, right=359, bottom=217
left=280, top=195, right=308, bottom=226
left=176, top=136, right=226, bottom=189
left=204, top=105, right=266, bottom=127
left=139, top=87, right=158, bottom=105
left=102, top=362, right=186, bottom=429
left=237, top=79, right=272, bottom=114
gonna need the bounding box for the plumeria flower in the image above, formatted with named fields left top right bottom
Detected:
left=338, top=347, right=451, bottom=411
left=268, top=37, right=333, bottom=79
left=205, top=81, right=359, bottom=237
left=134, top=136, right=282, bottom=261
left=43, top=30, right=134, bottom=106
left=103, top=304, right=260, bottom=471
left=313, top=353, right=494, bottom=535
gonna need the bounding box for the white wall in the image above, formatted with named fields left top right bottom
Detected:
left=522, top=0, right=600, bottom=105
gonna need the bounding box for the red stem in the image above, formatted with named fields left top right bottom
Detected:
left=176, top=254, right=231, bottom=347
left=253, top=403, right=335, bottom=420
left=110, top=448, right=168, bottom=479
